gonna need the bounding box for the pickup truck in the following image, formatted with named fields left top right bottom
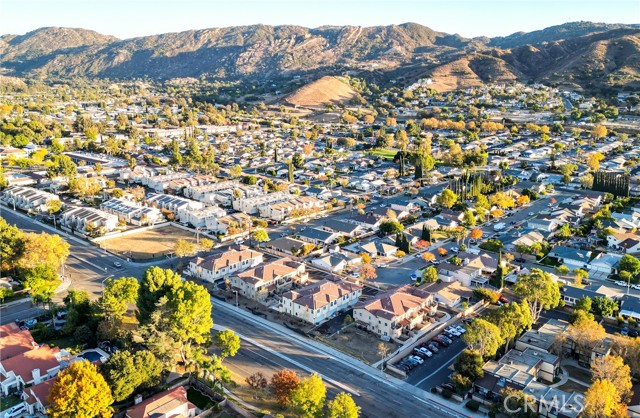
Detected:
left=493, top=222, right=506, bottom=231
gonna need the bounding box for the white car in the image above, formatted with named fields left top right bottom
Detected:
left=615, top=281, right=629, bottom=287
left=454, top=326, right=466, bottom=334
left=451, top=246, right=459, bottom=253
left=5, top=403, right=26, bottom=418
left=416, top=347, right=433, bottom=358
left=350, top=272, right=360, bottom=278
left=408, top=355, right=424, bottom=365
left=631, top=284, right=640, bottom=290
left=113, top=261, right=122, bottom=268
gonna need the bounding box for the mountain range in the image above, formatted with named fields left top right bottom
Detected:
left=0, top=21, right=638, bottom=92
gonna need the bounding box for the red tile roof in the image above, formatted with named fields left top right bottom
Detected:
left=1, top=345, right=60, bottom=382
left=126, top=386, right=196, bottom=418
left=0, top=323, right=36, bottom=361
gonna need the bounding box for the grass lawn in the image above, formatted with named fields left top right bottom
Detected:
left=187, top=388, right=214, bottom=410
left=0, top=396, right=22, bottom=411
left=367, top=149, right=397, bottom=160
left=40, top=335, right=76, bottom=350
left=539, top=256, right=561, bottom=267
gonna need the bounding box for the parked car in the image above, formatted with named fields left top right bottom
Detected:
left=629, top=330, right=639, bottom=338
left=432, top=337, right=449, bottom=347
left=5, top=403, right=26, bottom=418
left=113, top=261, right=122, bottom=268
left=454, top=325, right=466, bottom=334
left=408, top=355, right=424, bottom=365
left=415, top=347, right=433, bottom=358
left=615, top=281, right=629, bottom=287
left=499, top=296, right=509, bottom=304
left=439, top=335, right=453, bottom=344
left=620, top=327, right=629, bottom=336
left=426, top=342, right=439, bottom=353
left=631, top=284, right=640, bottom=290
left=450, top=246, right=459, bottom=253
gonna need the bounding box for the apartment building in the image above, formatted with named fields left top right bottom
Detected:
left=60, top=206, right=118, bottom=233
left=1, top=186, right=60, bottom=213
left=185, top=206, right=227, bottom=229
left=280, top=278, right=362, bottom=325
left=230, top=258, right=308, bottom=301
left=354, top=285, right=437, bottom=339
left=146, top=193, right=204, bottom=222
left=100, top=198, right=162, bottom=225
left=188, top=247, right=263, bottom=282
left=233, top=191, right=290, bottom=214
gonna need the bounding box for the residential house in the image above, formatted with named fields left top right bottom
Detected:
left=619, top=294, right=640, bottom=321
left=297, top=228, right=341, bottom=246
left=60, top=206, right=118, bottom=233
left=279, top=278, right=362, bottom=325
left=588, top=253, right=622, bottom=275
left=22, top=377, right=56, bottom=416
left=0, top=323, right=63, bottom=395
left=607, top=231, right=640, bottom=254
left=257, top=195, right=324, bottom=221
left=429, top=280, right=474, bottom=307
left=1, top=186, right=60, bottom=213
left=319, top=219, right=363, bottom=238
left=354, top=286, right=437, bottom=339
left=437, top=262, right=484, bottom=287
left=502, top=230, right=545, bottom=252
left=548, top=246, right=591, bottom=270
left=230, top=258, right=308, bottom=301
left=188, top=247, right=263, bottom=282
left=310, top=251, right=362, bottom=273
left=125, top=386, right=197, bottom=418
left=527, top=216, right=559, bottom=232
left=359, top=240, right=399, bottom=258
left=265, top=237, right=307, bottom=256
left=346, top=213, right=383, bottom=230
left=561, top=285, right=607, bottom=308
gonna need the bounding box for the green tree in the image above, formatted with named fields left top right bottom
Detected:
left=229, top=165, right=243, bottom=179
left=214, top=329, right=241, bottom=359
left=167, top=281, right=214, bottom=362
left=327, top=392, right=361, bottom=418
left=48, top=360, right=113, bottom=418
left=437, top=189, right=458, bottom=208
left=422, top=266, right=439, bottom=283
left=462, top=210, right=476, bottom=227
left=593, top=296, right=619, bottom=317
left=485, top=300, right=533, bottom=354
left=454, top=349, right=484, bottom=380
left=137, top=267, right=182, bottom=324
left=252, top=229, right=270, bottom=243
left=103, top=350, right=163, bottom=402
left=292, top=152, right=305, bottom=168
left=289, top=373, right=326, bottom=418
left=0, top=218, right=24, bottom=272
left=46, top=199, right=62, bottom=214
left=513, top=268, right=560, bottom=322
left=46, top=154, right=77, bottom=181
left=462, top=319, right=503, bottom=358
left=379, top=220, right=404, bottom=235
left=22, top=265, right=61, bottom=303
left=100, top=277, right=139, bottom=321
left=556, top=224, right=572, bottom=239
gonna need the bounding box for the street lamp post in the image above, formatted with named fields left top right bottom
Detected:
left=234, top=290, right=239, bottom=309
left=101, top=274, right=114, bottom=295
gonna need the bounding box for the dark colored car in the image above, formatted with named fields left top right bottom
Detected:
left=427, top=343, right=439, bottom=353
left=629, top=329, right=639, bottom=338
left=441, top=383, right=455, bottom=392
left=499, top=296, right=509, bottom=304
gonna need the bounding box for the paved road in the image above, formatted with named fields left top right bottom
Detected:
left=212, top=299, right=473, bottom=418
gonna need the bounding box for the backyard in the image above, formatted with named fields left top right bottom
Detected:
left=367, top=148, right=397, bottom=160
left=99, top=226, right=198, bottom=260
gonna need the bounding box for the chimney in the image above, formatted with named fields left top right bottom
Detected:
left=32, top=368, right=40, bottom=381
left=134, top=394, right=143, bottom=405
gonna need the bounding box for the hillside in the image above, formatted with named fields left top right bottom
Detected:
left=0, top=22, right=638, bottom=92
left=285, top=76, right=361, bottom=107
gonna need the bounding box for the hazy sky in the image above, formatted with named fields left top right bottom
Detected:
left=1, top=0, right=638, bottom=39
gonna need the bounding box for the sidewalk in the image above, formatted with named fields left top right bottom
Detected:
left=214, top=298, right=479, bottom=418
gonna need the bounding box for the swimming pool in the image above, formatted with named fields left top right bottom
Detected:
left=78, top=351, right=103, bottom=363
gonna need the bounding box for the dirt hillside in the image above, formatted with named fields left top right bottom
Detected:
left=285, top=76, right=361, bottom=107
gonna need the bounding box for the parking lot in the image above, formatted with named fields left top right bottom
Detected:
left=395, top=323, right=469, bottom=390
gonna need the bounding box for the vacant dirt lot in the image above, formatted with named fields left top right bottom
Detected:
left=318, top=326, right=398, bottom=365
left=100, top=226, right=197, bottom=260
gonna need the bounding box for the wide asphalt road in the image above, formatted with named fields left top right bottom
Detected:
left=212, top=299, right=474, bottom=418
